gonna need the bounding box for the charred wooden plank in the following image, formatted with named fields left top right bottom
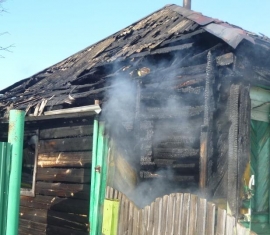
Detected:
left=156, top=136, right=200, bottom=149
left=154, top=148, right=199, bottom=159
left=19, top=220, right=89, bottom=235
left=140, top=86, right=205, bottom=105
left=140, top=105, right=204, bottom=120
left=46, top=224, right=89, bottom=235
left=40, top=125, right=93, bottom=140
left=227, top=84, right=240, bottom=217
left=38, top=151, right=91, bottom=168
left=19, top=219, right=46, bottom=234
left=141, top=64, right=207, bottom=84
left=151, top=43, right=193, bottom=55
left=200, top=51, right=215, bottom=194
left=36, top=182, right=89, bottom=200
left=216, top=53, right=234, bottom=66
left=36, top=168, right=90, bottom=183
left=39, top=137, right=92, bottom=153
left=159, top=29, right=205, bottom=47
left=140, top=171, right=196, bottom=182
left=20, top=195, right=88, bottom=215
left=237, top=86, right=251, bottom=218
left=20, top=206, right=88, bottom=231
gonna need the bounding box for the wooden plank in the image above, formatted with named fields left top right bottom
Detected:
left=227, top=84, right=240, bottom=217
left=188, top=194, right=198, bottom=235
left=161, top=195, right=169, bottom=235
left=154, top=148, right=200, bottom=158
left=206, top=202, right=216, bottom=235
left=200, top=51, right=215, bottom=193
left=196, top=198, right=207, bottom=235
left=35, top=182, right=89, bottom=200
left=226, top=214, right=236, bottom=235
left=174, top=193, right=183, bottom=235
left=39, top=136, right=92, bottom=153
left=180, top=193, right=190, bottom=235
left=38, top=151, right=91, bottom=168
left=132, top=207, right=139, bottom=235
left=46, top=224, right=89, bottom=235
left=20, top=195, right=89, bottom=215
left=153, top=197, right=161, bottom=235
left=140, top=105, right=204, bottom=119
left=36, top=168, right=90, bottom=183
left=127, top=202, right=134, bottom=235
left=20, top=206, right=88, bottom=231
left=118, top=196, right=129, bottom=235
left=216, top=208, right=226, bottom=235
left=149, top=201, right=155, bottom=235
left=237, top=86, right=251, bottom=218
left=19, top=219, right=46, bottom=233
left=40, top=125, right=93, bottom=139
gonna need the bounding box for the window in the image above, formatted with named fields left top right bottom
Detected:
left=21, top=130, right=39, bottom=197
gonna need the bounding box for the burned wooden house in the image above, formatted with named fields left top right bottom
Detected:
left=1, top=3, right=270, bottom=234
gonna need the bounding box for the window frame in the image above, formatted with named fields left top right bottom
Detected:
left=20, top=129, right=39, bottom=197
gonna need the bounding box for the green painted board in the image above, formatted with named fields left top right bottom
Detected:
left=0, top=142, right=12, bottom=235
left=102, top=199, right=120, bottom=235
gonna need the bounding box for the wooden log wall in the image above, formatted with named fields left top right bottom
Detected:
left=137, top=50, right=218, bottom=194
left=19, top=116, right=93, bottom=235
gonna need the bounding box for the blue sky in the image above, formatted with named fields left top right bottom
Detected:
left=1, top=0, right=270, bottom=90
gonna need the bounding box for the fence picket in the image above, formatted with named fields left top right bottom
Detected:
left=167, top=194, right=176, bottom=235
left=181, top=193, right=191, bottom=235
left=226, top=214, right=236, bottom=235
left=174, top=193, right=183, bottom=235
left=216, top=208, right=227, bottom=235
left=149, top=201, right=155, bottom=235
left=161, top=195, right=168, bottom=235
left=127, top=201, right=134, bottom=235
left=196, top=198, right=207, bottom=235
left=206, top=202, right=216, bottom=235
left=188, top=194, right=198, bottom=235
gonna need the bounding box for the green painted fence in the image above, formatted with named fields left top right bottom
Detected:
left=0, top=142, right=12, bottom=235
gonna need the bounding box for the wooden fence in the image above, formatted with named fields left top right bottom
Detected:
left=106, top=187, right=257, bottom=235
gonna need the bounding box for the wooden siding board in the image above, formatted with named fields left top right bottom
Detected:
left=36, top=168, right=90, bottom=183
left=36, top=182, right=89, bottom=200
left=20, top=206, right=88, bottom=231
left=20, top=195, right=89, bottom=215
left=38, top=151, right=91, bottom=168
left=39, top=125, right=93, bottom=139
left=39, top=137, right=92, bottom=153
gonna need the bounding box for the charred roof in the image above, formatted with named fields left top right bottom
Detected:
left=1, top=4, right=270, bottom=117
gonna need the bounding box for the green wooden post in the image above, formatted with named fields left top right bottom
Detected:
left=0, top=142, right=12, bottom=235
left=6, top=110, right=25, bottom=235
left=90, top=121, right=109, bottom=235
left=90, top=118, right=99, bottom=233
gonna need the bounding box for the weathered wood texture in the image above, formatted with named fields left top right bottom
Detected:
left=200, top=52, right=215, bottom=193
left=106, top=186, right=257, bottom=235
left=228, top=84, right=240, bottom=217
left=19, top=120, right=92, bottom=235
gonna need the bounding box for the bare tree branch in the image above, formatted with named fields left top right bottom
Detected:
left=0, top=0, right=13, bottom=58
